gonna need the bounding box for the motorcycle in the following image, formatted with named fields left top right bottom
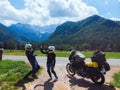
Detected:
left=66, top=50, right=110, bottom=85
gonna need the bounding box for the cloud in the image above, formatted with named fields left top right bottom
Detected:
left=0, top=0, right=98, bottom=26
left=110, top=17, right=120, bottom=21
left=0, top=0, right=31, bottom=25
left=106, top=12, right=120, bottom=21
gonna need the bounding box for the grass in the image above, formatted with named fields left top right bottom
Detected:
left=3, top=50, right=25, bottom=56
left=106, top=52, right=120, bottom=59
left=109, top=72, right=120, bottom=88
left=81, top=51, right=120, bottom=59
left=0, top=60, right=42, bottom=90
left=3, top=50, right=120, bottom=59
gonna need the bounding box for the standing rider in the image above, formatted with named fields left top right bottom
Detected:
left=23, top=43, right=40, bottom=79
left=39, top=45, right=58, bottom=80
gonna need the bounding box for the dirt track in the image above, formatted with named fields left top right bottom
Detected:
left=20, top=65, right=120, bottom=90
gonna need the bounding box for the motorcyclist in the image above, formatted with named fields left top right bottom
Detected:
left=23, top=44, right=40, bottom=79
left=39, top=45, right=58, bottom=80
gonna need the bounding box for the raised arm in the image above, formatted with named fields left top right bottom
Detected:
left=39, top=44, right=48, bottom=54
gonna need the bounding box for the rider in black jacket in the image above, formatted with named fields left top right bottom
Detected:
left=39, top=45, right=58, bottom=80
left=23, top=44, right=40, bottom=79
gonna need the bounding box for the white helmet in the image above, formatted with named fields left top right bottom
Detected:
left=48, top=46, right=55, bottom=51
left=25, top=43, right=32, bottom=50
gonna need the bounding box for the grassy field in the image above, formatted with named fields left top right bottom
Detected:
left=0, top=60, right=42, bottom=90
left=110, top=72, right=120, bottom=88
left=3, top=50, right=120, bottom=59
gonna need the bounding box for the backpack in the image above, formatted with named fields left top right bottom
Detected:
left=104, top=62, right=110, bottom=71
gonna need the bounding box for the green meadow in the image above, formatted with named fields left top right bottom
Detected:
left=3, top=50, right=120, bottom=59
left=110, top=72, right=120, bottom=88
left=0, top=60, right=42, bottom=90
left=0, top=60, right=30, bottom=90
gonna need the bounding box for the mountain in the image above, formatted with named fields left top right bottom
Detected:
left=0, top=23, right=58, bottom=43
left=1, top=15, right=120, bottom=51
left=45, top=15, right=120, bottom=51
left=8, top=23, right=58, bottom=43
left=0, top=23, right=18, bottom=42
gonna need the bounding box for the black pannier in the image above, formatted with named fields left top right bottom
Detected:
left=104, top=62, right=110, bottom=71
left=91, top=51, right=106, bottom=67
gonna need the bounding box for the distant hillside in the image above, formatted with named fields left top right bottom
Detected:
left=8, top=23, right=58, bottom=43
left=0, top=23, right=58, bottom=43
left=45, top=15, right=120, bottom=51
left=0, top=23, right=18, bottom=42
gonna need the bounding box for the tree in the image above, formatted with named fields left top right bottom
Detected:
left=7, top=40, right=16, bottom=51
left=0, top=42, right=4, bottom=48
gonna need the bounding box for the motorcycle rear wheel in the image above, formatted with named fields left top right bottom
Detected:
left=66, top=63, right=75, bottom=76
left=91, top=72, right=105, bottom=85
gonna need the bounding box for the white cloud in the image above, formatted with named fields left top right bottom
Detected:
left=0, top=0, right=98, bottom=26
left=106, top=12, right=120, bottom=21
left=110, top=17, right=120, bottom=21
left=0, top=0, right=31, bottom=25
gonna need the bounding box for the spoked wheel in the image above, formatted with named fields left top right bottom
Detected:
left=91, top=72, right=105, bottom=85
left=66, top=63, right=75, bottom=76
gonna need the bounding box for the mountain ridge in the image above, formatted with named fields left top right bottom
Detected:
left=0, top=23, right=58, bottom=43
left=1, top=15, right=120, bottom=51
left=45, top=15, right=120, bottom=51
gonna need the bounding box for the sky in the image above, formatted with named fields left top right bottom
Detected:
left=0, top=0, right=120, bottom=26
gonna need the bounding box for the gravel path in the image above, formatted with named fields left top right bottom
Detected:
left=24, top=65, right=120, bottom=90
left=2, top=55, right=120, bottom=66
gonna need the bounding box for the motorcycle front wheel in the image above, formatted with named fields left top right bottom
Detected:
left=90, top=72, right=105, bottom=85
left=66, top=63, right=75, bottom=76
